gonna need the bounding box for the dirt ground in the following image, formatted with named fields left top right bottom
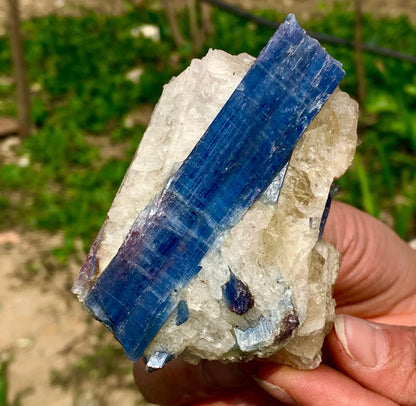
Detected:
left=0, top=231, right=87, bottom=406
left=0, top=1, right=415, bottom=406
left=0, top=137, right=150, bottom=406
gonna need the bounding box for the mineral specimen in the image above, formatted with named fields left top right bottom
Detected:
left=73, top=14, right=358, bottom=369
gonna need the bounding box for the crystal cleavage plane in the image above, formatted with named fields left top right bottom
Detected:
left=73, top=14, right=358, bottom=370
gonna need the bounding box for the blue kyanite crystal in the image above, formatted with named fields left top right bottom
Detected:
left=176, top=300, right=190, bottom=326
left=261, top=162, right=289, bottom=204
left=235, top=316, right=276, bottom=352
left=222, top=270, right=254, bottom=315
left=318, top=183, right=340, bottom=240
left=84, top=14, right=345, bottom=362
left=145, top=351, right=174, bottom=372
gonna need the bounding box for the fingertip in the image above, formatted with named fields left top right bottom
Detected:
left=328, top=316, right=416, bottom=405
left=333, top=314, right=388, bottom=368
left=254, top=363, right=300, bottom=405
left=253, top=375, right=298, bottom=405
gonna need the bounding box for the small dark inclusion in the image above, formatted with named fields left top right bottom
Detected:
left=222, top=269, right=254, bottom=315
left=275, top=313, right=300, bottom=343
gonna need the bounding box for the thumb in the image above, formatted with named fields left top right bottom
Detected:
left=329, top=314, right=416, bottom=405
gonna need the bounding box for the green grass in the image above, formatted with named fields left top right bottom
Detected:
left=0, top=1, right=415, bottom=265
left=0, top=358, right=8, bottom=406
left=0, top=356, right=21, bottom=406
left=0, top=7, right=186, bottom=260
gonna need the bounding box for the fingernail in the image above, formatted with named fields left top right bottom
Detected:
left=202, top=361, right=249, bottom=388
left=334, top=314, right=388, bottom=368
left=253, top=376, right=298, bottom=405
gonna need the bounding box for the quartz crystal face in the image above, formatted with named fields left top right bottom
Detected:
left=72, top=14, right=358, bottom=370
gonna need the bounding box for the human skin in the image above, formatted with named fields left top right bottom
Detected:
left=133, top=201, right=416, bottom=405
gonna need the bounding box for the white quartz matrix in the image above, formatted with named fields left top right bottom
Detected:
left=74, top=49, right=358, bottom=369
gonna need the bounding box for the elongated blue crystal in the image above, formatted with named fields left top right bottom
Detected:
left=84, top=14, right=345, bottom=361
left=318, top=183, right=340, bottom=240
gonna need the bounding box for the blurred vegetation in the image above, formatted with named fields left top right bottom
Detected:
left=307, top=3, right=416, bottom=239
left=0, top=358, right=7, bottom=406
left=50, top=341, right=136, bottom=406
left=0, top=354, right=21, bottom=406
left=0, top=0, right=415, bottom=268
left=0, top=6, right=180, bottom=261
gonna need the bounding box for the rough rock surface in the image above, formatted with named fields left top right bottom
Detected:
left=73, top=46, right=358, bottom=368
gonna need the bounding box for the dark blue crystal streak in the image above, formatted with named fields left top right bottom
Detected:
left=318, top=183, right=340, bottom=241
left=85, top=14, right=345, bottom=361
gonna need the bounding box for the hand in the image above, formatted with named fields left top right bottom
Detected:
left=133, top=201, right=416, bottom=405
left=254, top=201, right=416, bottom=406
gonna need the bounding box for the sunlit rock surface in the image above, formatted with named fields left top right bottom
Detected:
left=73, top=15, right=358, bottom=369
